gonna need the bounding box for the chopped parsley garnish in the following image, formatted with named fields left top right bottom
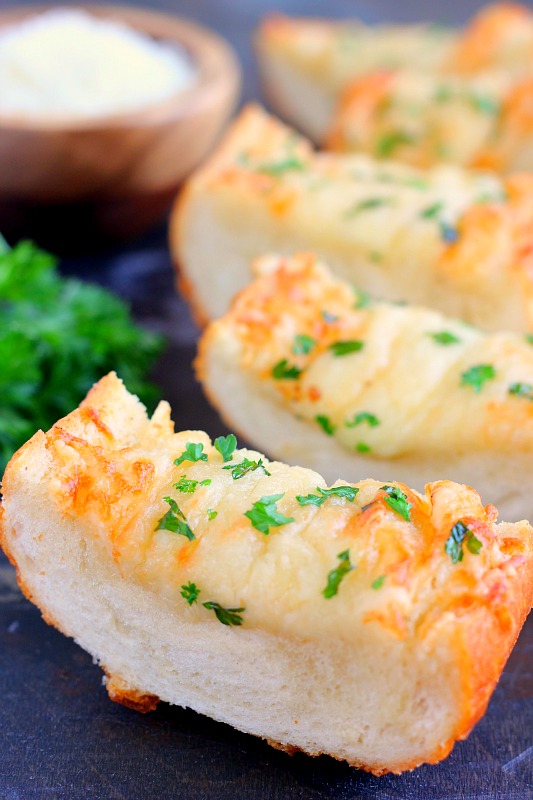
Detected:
left=293, top=334, right=316, bottom=355
left=323, top=550, right=354, bottom=598
left=174, top=476, right=199, bottom=493
left=156, top=498, right=195, bottom=540
left=328, top=340, right=364, bottom=357
left=440, top=222, right=459, bottom=243
left=214, top=433, right=237, bottom=462
left=0, top=239, right=163, bottom=475
left=175, top=442, right=208, bottom=466
left=181, top=582, right=200, bottom=605
left=356, top=442, right=371, bottom=453
left=346, top=197, right=392, bottom=216
left=461, top=364, right=496, bottom=392
left=321, top=310, right=339, bottom=323
left=376, top=130, right=414, bottom=158
left=420, top=202, right=443, bottom=219
left=381, top=486, right=412, bottom=522
left=272, top=359, right=302, bottom=380
left=372, top=575, right=385, bottom=590
left=207, top=509, right=217, bottom=521
left=223, top=457, right=271, bottom=480
left=509, top=382, right=533, bottom=400
left=353, top=287, right=371, bottom=307
left=202, top=601, right=245, bottom=626
left=445, top=520, right=483, bottom=564
left=296, top=485, right=359, bottom=506
left=369, top=251, right=382, bottom=263
left=525, top=333, right=533, bottom=346
left=256, top=156, right=305, bottom=176
left=429, top=331, right=461, bottom=345
left=345, top=411, right=380, bottom=428
left=316, top=415, right=336, bottom=436
left=245, top=494, right=294, bottom=535
left=470, top=93, right=499, bottom=115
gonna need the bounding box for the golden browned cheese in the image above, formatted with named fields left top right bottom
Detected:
left=326, top=69, right=533, bottom=173
left=173, top=105, right=533, bottom=329
left=1, top=372, right=532, bottom=774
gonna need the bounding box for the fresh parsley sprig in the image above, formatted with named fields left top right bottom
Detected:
left=214, top=434, right=237, bottom=462
left=202, top=601, right=245, bottom=626
left=156, top=498, right=195, bottom=540
left=175, top=442, right=208, bottom=466
left=181, top=582, right=200, bottom=605
left=381, top=486, right=412, bottom=522
left=223, top=457, right=271, bottom=480
left=272, top=359, right=302, bottom=380
left=323, top=550, right=354, bottom=598
left=245, top=494, right=295, bottom=535
left=444, top=521, right=483, bottom=564
left=0, top=239, right=163, bottom=475
left=296, top=485, right=359, bottom=506
left=460, top=364, right=496, bottom=392
left=328, top=340, right=364, bottom=357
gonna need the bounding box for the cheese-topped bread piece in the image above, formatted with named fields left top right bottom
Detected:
left=198, top=252, right=533, bottom=522
left=256, top=4, right=533, bottom=140
left=1, top=372, right=532, bottom=774
left=326, top=69, right=533, bottom=173
left=172, top=105, right=533, bottom=329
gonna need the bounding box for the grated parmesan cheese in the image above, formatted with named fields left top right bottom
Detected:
left=0, top=8, right=196, bottom=119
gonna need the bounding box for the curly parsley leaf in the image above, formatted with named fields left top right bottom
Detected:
left=509, top=382, right=533, bottom=401
left=445, top=521, right=483, bottom=564
left=345, top=411, right=380, bottom=428
left=381, top=486, right=412, bottom=522
left=376, top=130, right=415, bottom=158
left=316, top=415, right=336, bottom=436
left=181, top=582, right=200, bottom=605
left=202, top=601, right=245, bottom=626
left=296, top=485, right=359, bottom=506
left=223, top=457, right=271, bottom=480
left=328, top=340, right=364, bottom=357
left=420, top=201, right=444, bottom=219
left=372, top=575, right=385, bottom=590
left=156, top=497, right=195, bottom=540
left=429, top=331, right=461, bottom=345
left=255, top=156, right=305, bottom=176
left=355, top=442, right=371, bottom=453
left=174, top=476, right=199, bottom=493
left=323, top=550, right=354, bottom=598
left=460, top=364, right=496, bottom=392
left=245, top=493, right=294, bottom=535
left=0, top=240, right=163, bottom=475
left=272, top=359, right=302, bottom=380
left=207, top=509, right=217, bottom=521
left=174, top=442, right=208, bottom=466
left=214, top=433, right=237, bottom=462
left=292, top=334, right=316, bottom=355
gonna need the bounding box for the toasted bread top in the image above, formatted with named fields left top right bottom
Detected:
left=3, top=371, right=531, bottom=650
left=198, top=253, right=533, bottom=457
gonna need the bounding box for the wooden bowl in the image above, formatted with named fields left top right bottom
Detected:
left=0, top=4, right=241, bottom=252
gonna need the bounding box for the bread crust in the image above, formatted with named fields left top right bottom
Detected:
left=172, top=105, right=533, bottom=329
left=2, top=373, right=532, bottom=774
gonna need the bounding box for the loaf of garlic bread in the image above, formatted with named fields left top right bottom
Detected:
left=197, top=252, right=533, bottom=521
left=173, top=105, right=533, bottom=330
left=256, top=4, right=533, bottom=141
left=1, top=373, right=532, bottom=774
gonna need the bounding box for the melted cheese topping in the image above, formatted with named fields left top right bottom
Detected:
left=195, top=106, right=533, bottom=329
left=41, top=374, right=528, bottom=644
left=258, top=4, right=533, bottom=94
left=213, top=253, right=533, bottom=458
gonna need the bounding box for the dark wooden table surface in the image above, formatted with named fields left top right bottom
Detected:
left=2, top=1, right=533, bottom=798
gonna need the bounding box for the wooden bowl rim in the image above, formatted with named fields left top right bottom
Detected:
left=0, top=2, right=241, bottom=131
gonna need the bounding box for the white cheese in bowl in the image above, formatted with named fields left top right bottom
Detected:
left=0, top=8, right=196, bottom=119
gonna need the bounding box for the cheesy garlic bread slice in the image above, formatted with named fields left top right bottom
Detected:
left=326, top=69, right=533, bottom=173
left=1, top=372, right=532, bottom=775
left=256, top=3, right=533, bottom=140
left=198, top=252, right=533, bottom=522
left=173, top=105, right=533, bottom=329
